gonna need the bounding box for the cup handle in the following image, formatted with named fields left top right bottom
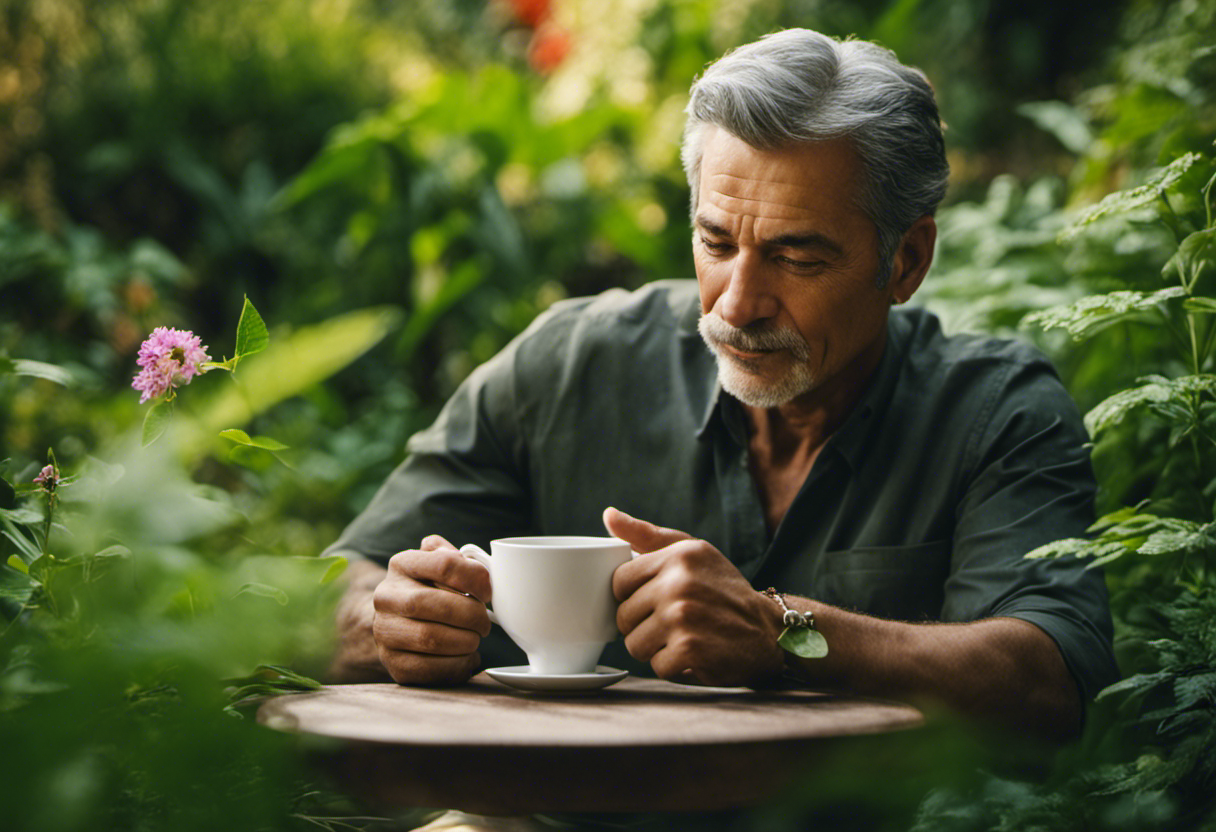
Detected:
left=459, top=544, right=498, bottom=626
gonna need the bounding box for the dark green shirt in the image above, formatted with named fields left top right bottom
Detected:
left=326, top=280, right=1119, bottom=701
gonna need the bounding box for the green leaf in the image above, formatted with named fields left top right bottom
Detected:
left=249, top=663, right=324, bottom=691
left=11, top=359, right=73, bottom=386
left=1183, top=297, right=1216, bottom=314
left=185, top=306, right=401, bottom=459
left=1059, top=152, right=1204, bottom=239
left=1096, top=671, right=1172, bottom=702
left=1084, top=375, right=1216, bottom=437
left=234, top=296, right=270, bottom=360
left=224, top=663, right=323, bottom=713
left=1136, top=524, right=1214, bottom=557
left=1088, top=505, right=1158, bottom=534
left=1, top=506, right=44, bottom=525
left=233, top=582, right=289, bottom=605
left=778, top=626, right=828, bottom=659
left=92, top=545, right=131, bottom=560
left=1174, top=672, right=1216, bottom=709
left=397, top=259, right=484, bottom=360
left=6, top=554, right=28, bottom=575
left=218, top=428, right=290, bottom=451
left=1027, top=537, right=1114, bottom=559
left=3, top=527, right=42, bottom=560
left=320, top=556, right=348, bottom=585
left=1023, top=287, right=1187, bottom=341
left=1017, top=101, right=1093, bottom=155
left=1026, top=538, right=1130, bottom=563
left=1163, top=228, right=1216, bottom=290
left=142, top=399, right=174, bottom=446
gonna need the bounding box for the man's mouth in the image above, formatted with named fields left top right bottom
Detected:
left=722, top=343, right=776, bottom=361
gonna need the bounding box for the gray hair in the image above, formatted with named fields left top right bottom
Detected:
left=681, top=29, right=949, bottom=286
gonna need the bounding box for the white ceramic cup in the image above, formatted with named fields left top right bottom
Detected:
left=460, top=536, right=632, bottom=675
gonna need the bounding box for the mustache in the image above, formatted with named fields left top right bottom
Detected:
left=698, top=313, right=811, bottom=358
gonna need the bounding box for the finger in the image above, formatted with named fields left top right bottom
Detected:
left=614, top=568, right=667, bottom=633
left=622, top=617, right=696, bottom=682
left=373, top=610, right=485, bottom=656
left=387, top=547, right=492, bottom=604
left=374, top=578, right=493, bottom=636
left=420, top=534, right=456, bottom=551
left=602, top=507, right=693, bottom=554
left=649, top=642, right=702, bottom=683
left=379, top=647, right=481, bottom=686
left=619, top=603, right=665, bottom=665
left=611, top=548, right=667, bottom=603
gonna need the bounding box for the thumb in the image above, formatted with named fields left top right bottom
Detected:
left=602, top=506, right=693, bottom=554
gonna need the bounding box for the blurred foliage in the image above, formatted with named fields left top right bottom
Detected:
left=2, top=0, right=1216, bottom=829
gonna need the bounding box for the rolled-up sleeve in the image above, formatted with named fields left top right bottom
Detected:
left=944, top=359, right=1120, bottom=703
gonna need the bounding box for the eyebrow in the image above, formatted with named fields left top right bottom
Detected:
left=694, top=216, right=844, bottom=257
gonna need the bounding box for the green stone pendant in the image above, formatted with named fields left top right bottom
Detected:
left=778, top=626, right=829, bottom=659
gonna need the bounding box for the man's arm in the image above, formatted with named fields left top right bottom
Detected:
left=777, top=601, right=1082, bottom=740
left=328, top=558, right=391, bottom=683
left=605, top=508, right=1082, bottom=741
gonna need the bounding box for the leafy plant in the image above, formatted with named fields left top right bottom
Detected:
left=917, top=145, right=1216, bottom=832
left=0, top=297, right=405, bottom=832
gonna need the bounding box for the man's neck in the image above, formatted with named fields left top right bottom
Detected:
left=742, top=327, right=888, bottom=456
left=742, top=328, right=888, bottom=535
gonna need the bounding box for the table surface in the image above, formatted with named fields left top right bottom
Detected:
left=259, top=672, right=924, bottom=814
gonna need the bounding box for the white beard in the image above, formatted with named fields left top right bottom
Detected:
left=697, top=313, right=818, bottom=408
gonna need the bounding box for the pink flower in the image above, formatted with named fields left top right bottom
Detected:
left=33, top=464, right=57, bottom=491
left=131, top=327, right=211, bottom=403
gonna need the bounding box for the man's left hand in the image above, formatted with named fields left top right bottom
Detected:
left=603, top=507, right=785, bottom=686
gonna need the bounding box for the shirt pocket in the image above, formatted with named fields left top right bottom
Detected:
left=815, top=540, right=952, bottom=621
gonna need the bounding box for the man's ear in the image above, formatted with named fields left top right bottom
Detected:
left=887, top=215, right=937, bottom=304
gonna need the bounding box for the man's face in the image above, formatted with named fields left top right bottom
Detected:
left=693, top=129, right=898, bottom=410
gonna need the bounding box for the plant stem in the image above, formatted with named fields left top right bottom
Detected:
left=1189, top=314, right=1202, bottom=375
left=1203, top=170, right=1215, bottom=230
left=1160, top=191, right=1186, bottom=244
left=41, top=497, right=53, bottom=558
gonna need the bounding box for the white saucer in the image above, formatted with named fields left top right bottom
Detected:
left=484, top=665, right=628, bottom=691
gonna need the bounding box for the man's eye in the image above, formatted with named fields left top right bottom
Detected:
left=778, top=256, right=824, bottom=271
left=700, top=238, right=732, bottom=254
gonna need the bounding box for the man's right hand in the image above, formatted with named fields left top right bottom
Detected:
left=329, top=535, right=493, bottom=686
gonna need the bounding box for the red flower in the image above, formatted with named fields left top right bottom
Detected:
left=528, top=25, right=571, bottom=75
left=509, top=0, right=551, bottom=28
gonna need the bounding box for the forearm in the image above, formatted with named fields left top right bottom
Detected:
left=326, top=557, right=392, bottom=683
left=778, top=598, right=1082, bottom=741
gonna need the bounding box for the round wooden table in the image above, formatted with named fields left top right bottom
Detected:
left=258, top=672, right=923, bottom=815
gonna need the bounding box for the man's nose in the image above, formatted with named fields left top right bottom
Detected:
left=716, top=252, right=779, bottom=328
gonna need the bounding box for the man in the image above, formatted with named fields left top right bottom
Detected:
left=325, top=28, right=1118, bottom=746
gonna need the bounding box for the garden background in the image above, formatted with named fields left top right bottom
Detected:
left=1, top=0, right=1215, bottom=829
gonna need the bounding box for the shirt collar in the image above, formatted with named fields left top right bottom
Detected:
left=695, top=374, right=723, bottom=440
left=823, top=313, right=909, bottom=470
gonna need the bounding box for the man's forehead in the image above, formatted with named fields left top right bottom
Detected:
left=697, top=130, right=865, bottom=222
left=702, top=173, right=825, bottom=221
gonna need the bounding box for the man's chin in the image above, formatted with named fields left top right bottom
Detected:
left=715, top=357, right=815, bottom=409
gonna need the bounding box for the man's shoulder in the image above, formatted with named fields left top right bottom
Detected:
left=491, top=279, right=705, bottom=389
left=533, top=279, right=700, bottom=333
left=508, top=280, right=701, bottom=364
left=893, top=306, right=1056, bottom=378
left=886, top=307, right=1083, bottom=451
